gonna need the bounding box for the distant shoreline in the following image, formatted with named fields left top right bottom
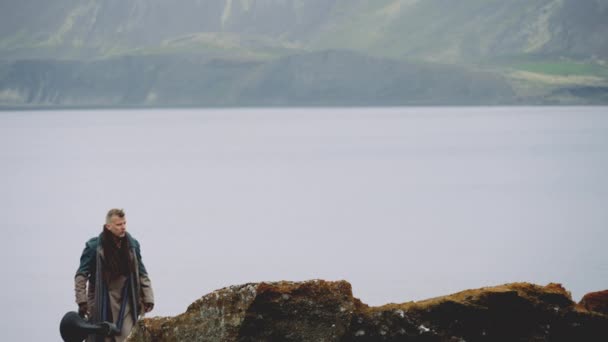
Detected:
left=2, top=103, right=607, bottom=112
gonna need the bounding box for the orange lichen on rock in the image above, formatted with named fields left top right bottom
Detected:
left=398, top=282, right=574, bottom=311
left=579, top=290, right=608, bottom=315
left=351, top=283, right=584, bottom=341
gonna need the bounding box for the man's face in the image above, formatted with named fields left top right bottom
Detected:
left=105, top=215, right=127, bottom=238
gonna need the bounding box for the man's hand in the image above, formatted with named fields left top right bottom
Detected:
left=78, top=302, right=89, bottom=318
left=144, top=302, right=154, bottom=313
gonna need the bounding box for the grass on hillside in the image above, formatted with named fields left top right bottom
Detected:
left=512, top=61, right=608, bottom=78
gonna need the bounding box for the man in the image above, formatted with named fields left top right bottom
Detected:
left=74, top=209, right=154, bottom=342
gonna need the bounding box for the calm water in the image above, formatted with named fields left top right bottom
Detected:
left=1, top=107, right=607, bottom=340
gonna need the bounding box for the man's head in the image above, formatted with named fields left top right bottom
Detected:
left=104, top=208, right=127, bottom=238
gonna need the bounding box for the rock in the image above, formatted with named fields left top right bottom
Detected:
left=128, top=280, right=354, bottom=342
left=128, top=280, right=608, bottom=341
left=579, top=290, right=608, bottom=315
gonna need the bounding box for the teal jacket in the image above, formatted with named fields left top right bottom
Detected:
left=76, top=232, right=149, bottom=281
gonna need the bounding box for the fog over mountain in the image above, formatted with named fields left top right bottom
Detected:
left=1, top=0, right=607, bottom=106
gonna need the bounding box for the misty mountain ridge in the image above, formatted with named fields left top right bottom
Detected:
left=3, top=0, right=608, bottom=61
left=1, top=0, right=607, bottom=106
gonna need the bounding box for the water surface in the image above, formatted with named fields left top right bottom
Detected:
left=1, top=107, right=607, bottom=340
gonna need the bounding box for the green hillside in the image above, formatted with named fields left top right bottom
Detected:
left=2, top=0, right=606, bottom=62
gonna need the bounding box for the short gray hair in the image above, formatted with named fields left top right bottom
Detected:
left=105, top=208, right=125, bottom=224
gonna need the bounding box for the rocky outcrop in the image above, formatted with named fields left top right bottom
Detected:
left=127, top=280, right=608, bottom=342
left=579, top=290, right=608, bottom=316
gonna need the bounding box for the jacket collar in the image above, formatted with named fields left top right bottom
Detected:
left=96, top=231, right=136, bottom=259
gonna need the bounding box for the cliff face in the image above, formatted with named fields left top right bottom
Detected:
left=127, top=280, right=608, bottom=342
left=0, top=52, right=517, bottom=107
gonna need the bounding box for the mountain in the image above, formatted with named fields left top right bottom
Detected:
left=1, top=0, right=607, bottom=106
left=2, top=0, right=607, bottom=61
left=126, top=279, right=608, bottom=341
left=312, top=0, right=608, bottom=62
